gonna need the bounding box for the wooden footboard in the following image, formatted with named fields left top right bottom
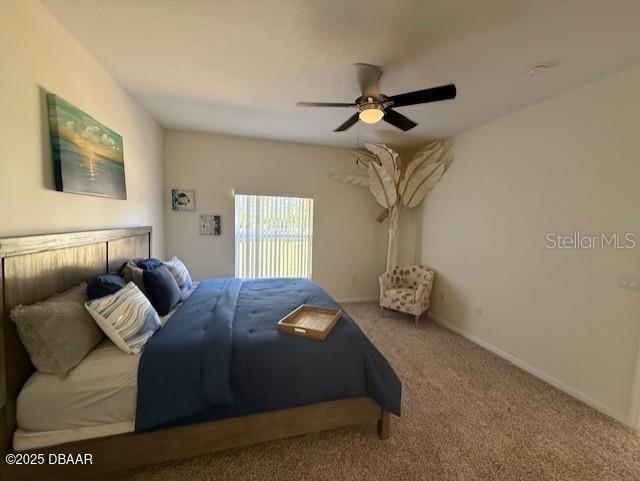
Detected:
left=2, top=398, right=389, bottom=480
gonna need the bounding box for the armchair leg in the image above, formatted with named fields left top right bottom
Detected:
left=414, top=314, right=420, bottom=327
left=380, top=305, right=385, bottom=317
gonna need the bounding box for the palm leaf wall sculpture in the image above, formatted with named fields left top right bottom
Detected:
left=331, top=140, right=447, bottom=270
left=368, top=161, right=397, bottom=209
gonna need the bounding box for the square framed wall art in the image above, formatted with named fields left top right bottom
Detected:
left=171, top=189, right=196, bottom=211
left=200, top=215, right=221, bottom=235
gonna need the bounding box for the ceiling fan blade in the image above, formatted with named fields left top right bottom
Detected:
left=334, top=113, right=360, bottom=132
left=356, top=63, right=382, bottom=98
left=384, top=109, right=418, bottom=131
left=296, top=101, right=356, bottom=108
left=389, top=84, right=456, bottom=108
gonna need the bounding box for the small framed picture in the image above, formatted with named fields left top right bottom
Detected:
left=200, top=215, right=221, bottom=235
left=171, top=189, right=195, bottom=211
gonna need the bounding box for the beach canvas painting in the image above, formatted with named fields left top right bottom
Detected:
left=47, top=94, right=126, bottom=199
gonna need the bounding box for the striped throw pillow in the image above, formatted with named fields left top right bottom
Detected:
left=85, top=282, right=161, bottom=354
left=163, top=256, right=193, bottom=290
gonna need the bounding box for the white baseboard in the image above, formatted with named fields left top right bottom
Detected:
left=428, top=313, right=633, bottom=428
left=336, top=296, right=377, bottom=304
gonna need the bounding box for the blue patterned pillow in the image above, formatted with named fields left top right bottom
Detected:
left=85, top=282, right=161, bottom=354
left=163, top=256, right=193, bottom=290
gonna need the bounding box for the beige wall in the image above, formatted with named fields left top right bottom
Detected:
left=164, top=130, right=387, bottom=300
left=419, top=65, right=640, bottom=424
left=0, top=1, right=164, bottom=255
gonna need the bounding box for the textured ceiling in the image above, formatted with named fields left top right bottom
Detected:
left=43, top=0, right=640, bottom=148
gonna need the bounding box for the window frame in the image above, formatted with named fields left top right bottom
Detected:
left=233, top=189, right=315, bottom=279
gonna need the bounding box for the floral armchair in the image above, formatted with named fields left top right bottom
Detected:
left=379, top=265, right=435, bottom=327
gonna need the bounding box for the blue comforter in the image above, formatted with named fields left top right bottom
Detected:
left=136, top=278, right=401, bottom=431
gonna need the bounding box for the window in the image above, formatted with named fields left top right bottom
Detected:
left=234, top=191, right=314, bottom=279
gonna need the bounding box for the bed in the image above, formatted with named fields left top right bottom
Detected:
left=0, top=227, right=401, bottom=480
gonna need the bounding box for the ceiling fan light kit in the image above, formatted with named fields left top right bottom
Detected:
left=296, top=63, right=457, bottom=132
left=359, top=101, right=384, bottom=124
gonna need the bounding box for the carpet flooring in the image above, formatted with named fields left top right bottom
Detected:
left=103, top=303, right=640, bottom=481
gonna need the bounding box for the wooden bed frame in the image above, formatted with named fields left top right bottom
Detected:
left=0, top=227, right=390, bottom=480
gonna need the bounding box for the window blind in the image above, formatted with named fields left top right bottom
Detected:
left=234, top=193, right=313, bottom=279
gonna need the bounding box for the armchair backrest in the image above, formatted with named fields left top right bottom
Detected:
left=388, top=265, right=434, bottom=289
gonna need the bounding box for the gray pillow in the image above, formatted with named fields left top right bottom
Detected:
left=120, top=259, right=147, bottom=295
left=10, top=283, right=105, bottom=377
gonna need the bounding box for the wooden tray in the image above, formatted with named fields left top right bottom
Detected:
left=277, top=304, right=342, bottom=340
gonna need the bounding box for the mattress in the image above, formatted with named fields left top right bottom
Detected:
left=13, top=422, right=134, bottom=451
left=17, top=339, right=139, bottom=432
left=15, top=339, right=138, bottom=450
left=14, top=283, right=198, bottom=451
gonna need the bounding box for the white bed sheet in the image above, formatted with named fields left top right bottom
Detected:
left=14, top=282, right=198, bottom=451
left=13, top=422, right=134, bottom=451
left=17, top=339, right=139, bottom=434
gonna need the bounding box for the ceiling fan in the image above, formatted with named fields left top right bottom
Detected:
left=296, top=63, right=457, bottom=132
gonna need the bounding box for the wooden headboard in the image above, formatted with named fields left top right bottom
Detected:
left=0, top=226, right=152, bottom=453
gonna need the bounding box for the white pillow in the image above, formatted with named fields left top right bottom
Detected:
left=163, top=256, right=193, bottom=290
left=85, top=282, right=161, bottom=354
